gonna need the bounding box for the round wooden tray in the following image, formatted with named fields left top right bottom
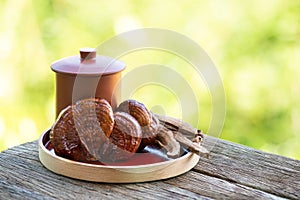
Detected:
left=38, top=129, right=200, bottom=183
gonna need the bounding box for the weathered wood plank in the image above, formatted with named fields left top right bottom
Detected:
left=165, top=171, right=286, bottom=199
left=197, top=136, right=300, bottom=199
left=157, top=114, right=299, bottom=198
left=1, top=138, right=299, bottom=200
left=0, top=142, right=209, bottom=200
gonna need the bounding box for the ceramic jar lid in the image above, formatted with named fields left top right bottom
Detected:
left=51, top=48, right=126, bottom=76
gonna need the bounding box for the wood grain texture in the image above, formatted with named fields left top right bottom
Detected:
left=1, top=137, right=299, bottom=200
left=198, top=136, right=300, bottom=199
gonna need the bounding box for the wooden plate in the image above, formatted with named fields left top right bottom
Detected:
left=38, top=129, right=200, bottom=183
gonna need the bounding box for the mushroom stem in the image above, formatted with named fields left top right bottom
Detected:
left=156, top=114, right=200, bottom=140
left=156, top=128, right=181, bottom=158
left=156, top=115, right=210, bottom=159
left=173, top=132, right=209, bottom=158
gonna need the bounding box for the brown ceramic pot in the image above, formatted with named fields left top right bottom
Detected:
left=51, top=48, right=126, bottom=117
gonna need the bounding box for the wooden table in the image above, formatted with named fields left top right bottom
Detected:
left=1, top=135, right=299, bottom=199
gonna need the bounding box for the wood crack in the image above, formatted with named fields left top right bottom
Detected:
left=191, top=167, right=238, bottom=184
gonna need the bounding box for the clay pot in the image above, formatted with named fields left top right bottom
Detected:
left=51, top=48, right=125, bottom=117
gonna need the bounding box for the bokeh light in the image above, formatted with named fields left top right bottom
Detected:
left=0, top=0, right=299, bottom=160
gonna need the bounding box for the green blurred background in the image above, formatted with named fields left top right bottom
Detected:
left=0, top=0, right=299, bottom=159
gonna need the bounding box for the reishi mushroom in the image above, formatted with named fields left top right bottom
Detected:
left=50, top=98, right=208, bottom=163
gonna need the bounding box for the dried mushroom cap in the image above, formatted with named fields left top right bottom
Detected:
left=73, top=98, right=114, bottom=138
left=50, top=98, right=114, bottom=162
left=102, top=112, right=142, bottom=162
left=72, top=98, right=114, bottom=160
left=115, top=99, right=152, bottom=128
left=116, top=99, right=160, bottom=150
left=50, top=106, right=95, bottom=162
